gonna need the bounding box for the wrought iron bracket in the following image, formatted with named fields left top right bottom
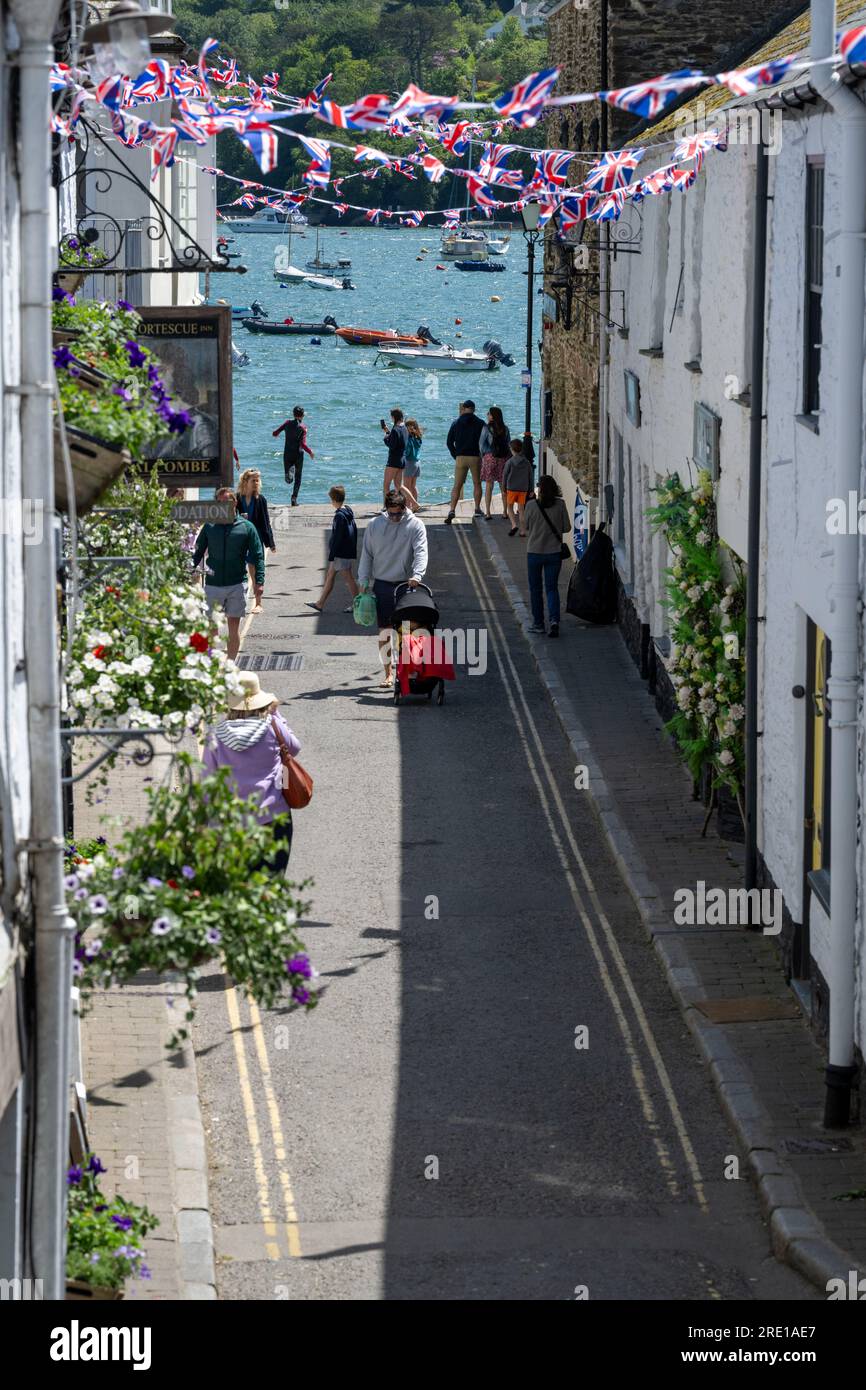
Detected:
left=56, top=116, right=244, bottom=276
left=60, top=724, right=185, bottom=784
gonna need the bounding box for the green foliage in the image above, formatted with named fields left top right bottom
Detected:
left=67, top=757, right=318, bottom=1047
left=648, top=470, right=746, bottom=805
left=66, top=1156, right=159, bottom=1290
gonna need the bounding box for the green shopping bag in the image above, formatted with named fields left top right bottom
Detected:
left=353, top=589, right=378, bottom=627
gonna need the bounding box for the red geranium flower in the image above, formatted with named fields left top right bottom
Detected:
left=92, top=645, right=105, bottom=659
left=189, top=632, right=209, bottom=653
left=167, top=879, right=179, bottom=889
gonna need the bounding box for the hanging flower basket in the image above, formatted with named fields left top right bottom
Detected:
left=56, top=271, right=87, bottom=296
left=66, top=759, right=319, bottom=1049
left=65, top=1279, right=124, bottom=1302
left=54, top=422, right=130, bottom=516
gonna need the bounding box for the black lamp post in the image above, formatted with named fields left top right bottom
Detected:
left=520, top=201, right=541, bottom=439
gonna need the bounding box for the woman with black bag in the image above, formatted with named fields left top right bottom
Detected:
left=523, top=475, right=571, bottom=638
left=237, top=469, right=276, bottom=614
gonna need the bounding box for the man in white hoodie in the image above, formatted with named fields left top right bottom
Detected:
left=358, top=490, right=428, bottom=687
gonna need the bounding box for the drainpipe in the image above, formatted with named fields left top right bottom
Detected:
left=810, top=0, right=866, bottom=1128
left=596, top=0, right=610, bottom=527
left=9, top=0, right=72, bottom=1292
left=744, top=134, right=769, bottom=891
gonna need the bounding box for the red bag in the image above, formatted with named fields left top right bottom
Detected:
left=271, top=716, right=313, bottom=810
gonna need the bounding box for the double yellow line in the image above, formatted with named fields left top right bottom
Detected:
left=454, top=523, right=708, bottom=1215
left=221, top=582, right=302, bottom=1261
left=224, top=987, right=303, bottom=1259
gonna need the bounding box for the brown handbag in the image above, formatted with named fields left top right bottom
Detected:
left=271, top=716, right=313, bottom=810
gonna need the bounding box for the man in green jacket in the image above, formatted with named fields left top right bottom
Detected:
left=193, top=487, right=265, bottom=660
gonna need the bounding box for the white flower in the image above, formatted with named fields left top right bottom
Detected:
left=695, top=530, right=709, bottom=546
left=85, top=631, right=113, bottom=648
left=77, top=862, right=95, bottom=881
left=181, top=597, right=203, bottom=622
left=677, top=687, right=693, bottom=709
left=719, top=749, right=735, bottom=766
left=729, top=703, right=745, bottom=722
left=131, top=655, right=153, bottom=676
left=144, top=682, right=155, bottom=698
left=174, top=632, right=190, bottom=648
left=77, top=689, right=94, bottom=708
left=67, top=667, right=84, bottom=686
left=94, top=674, right=118, bottom=695
left=698, top=696, right=716, bottom=717
left=722, top=720, right=736, bottom=737
left=687, top=586, right=702, bottom=602
left=285, top=909, right=297, bottom=927
left=82, top=652, right=105, bottom=671
left=179, top=667, right=196, bottom=681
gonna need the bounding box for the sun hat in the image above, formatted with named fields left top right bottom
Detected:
left=227, top=672, right=277, bottom=712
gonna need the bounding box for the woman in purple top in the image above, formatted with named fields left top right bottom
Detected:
left=202, top=672, right=301, bottom=872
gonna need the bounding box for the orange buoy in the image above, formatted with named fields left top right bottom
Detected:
left=435, top=263, right=445, bottom=270
left=455, top=317, right=462, bottom=324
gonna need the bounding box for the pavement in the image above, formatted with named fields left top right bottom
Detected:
left=74, top=497, right=864, bottom=1300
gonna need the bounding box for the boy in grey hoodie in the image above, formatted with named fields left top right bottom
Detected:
left=503, top=439, right=533, bottom=537
left=357, top=491, right=428, bottom=687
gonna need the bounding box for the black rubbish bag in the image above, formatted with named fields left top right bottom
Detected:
left=566, top=523, right=617, bottom=624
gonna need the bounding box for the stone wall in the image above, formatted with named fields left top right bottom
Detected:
left=543, top=0, right=807, bottom=501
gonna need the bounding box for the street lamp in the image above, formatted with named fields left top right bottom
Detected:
left=520, top=201, right=541, bottom=439
left=82, top=1, right=166, bottom=79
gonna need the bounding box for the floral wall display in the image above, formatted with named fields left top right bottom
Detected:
left=649, top=469, right=746, bottom=816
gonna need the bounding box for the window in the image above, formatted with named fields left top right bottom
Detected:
left=624, top=370, right=641, bottom=426
left=803, top=160, right=824, bottom=419
left=694, top=403, right=721, bottom=478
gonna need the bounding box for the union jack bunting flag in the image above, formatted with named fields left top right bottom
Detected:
left=840, top=23, right=866, bottom=66
left=296, top=133, right=332, bottom=186
left=673, top=129, right=726, bottom=163
left=479, top=141, right=520, bottom=175
left=419, top=153, right=446, bottom=183
left=535, top=148, right=575, bottom=188
left=170, top=68, right=209, bottom=101
left=415, top=134, right=430, bottom=154
left=109, top=110, right=141, bottom=147
left=584, top=147, right=644, bottom=194
left=362, top=167, right=384, bottom=179
left=237, top=125, right=279, bottom=175
left=602, top=69, right=705, bottom=120
left=493, top=67, right=560, bottom=128
left=209, top=58, right=240, bottom=87
left=392, top=159, right=417, bottom=179
left=50, top=63, right=72, bottom=91
left=365, top=208, right=382, bottom=224
left=93, top=76, right=127, bottom=111
left=262, top=73, right=280, bottom=90
left=717, top=54, right=799, bottom=96
left=466, top=174, right=500, bottom=216
left=239, top=179, right=264, bottom=190
left=316, top=94, right=391, bottom=131
left=401, top=209, right=425, bottom=226
left=304, top=73, right=334, bottom=109
left=440, top=120, right=470, bottom=154
left=640, top=167, right=675, bottom=197
left=354, top=144, right=392, bottom=165
left=588, top=190, right=627, bottom=222
left=150, top=129, right=178, bottom=180
left=535, top=200, right=558, bottom=229
left=197, top=36, right=219, bottom=81
left=387, top=114, right=415, bottom=138
left=668, top=164, right=697, bottom=190
left=233, top=193, right=258, bottom=209
left=391, top=84, right=457, bottom=120
left=129, top=60, right=171, bottom=104
left=333, top=203, right=350, bottom=217
left=50, top=112, right=75, bottom=140
left=558, top=192, right=596, bottom=232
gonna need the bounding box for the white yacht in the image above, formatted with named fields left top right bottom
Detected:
left=439, top=229, right=489, bottom=260
left=228, top=208, right=308, bottom=234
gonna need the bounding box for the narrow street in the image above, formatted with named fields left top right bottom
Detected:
left=192, top=505, right=815, bottom=1301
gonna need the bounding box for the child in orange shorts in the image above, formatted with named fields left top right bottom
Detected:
left=503, top=438, right=533, bottom=537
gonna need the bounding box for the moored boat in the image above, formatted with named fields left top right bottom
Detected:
left=242, top=316, right=338, bottom=336
left=334, top=323, right=439, bottom=348
left=454, top=259, right=507, bottom=272
left=375, top=339, right=515, bottom=371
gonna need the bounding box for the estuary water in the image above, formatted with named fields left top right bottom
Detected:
left=217, top=225, right=538, bottom=506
